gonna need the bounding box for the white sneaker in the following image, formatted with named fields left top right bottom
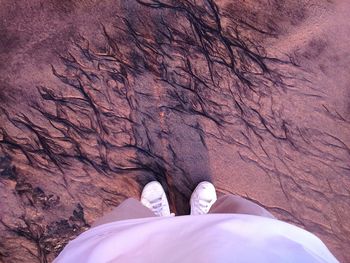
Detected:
left=141, top=181, right=171, bottom=217
left=190, top=181, right=217, bottom=215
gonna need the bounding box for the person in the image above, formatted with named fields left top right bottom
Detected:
left=54, top=181, right=339, bottom=263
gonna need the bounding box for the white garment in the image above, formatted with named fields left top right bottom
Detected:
left=54, top=214, right=338, bottom=263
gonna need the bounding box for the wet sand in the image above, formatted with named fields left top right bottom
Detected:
left=0, top=0, right=349, bottom=262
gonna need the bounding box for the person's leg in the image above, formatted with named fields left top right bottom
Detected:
left=208, top=194, right=275, bottom=219
left=92, top=198, right=156, bottom=227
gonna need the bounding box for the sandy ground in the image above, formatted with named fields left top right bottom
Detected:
left=0, top=0, right=349, bottom=262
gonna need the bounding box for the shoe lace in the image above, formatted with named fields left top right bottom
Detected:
left=195, top=199, right=211, bottom=214
left=150, top=197, right=165, bottom=215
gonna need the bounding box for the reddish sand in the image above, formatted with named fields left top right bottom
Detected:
left=0, top=1, right=349, bottom=262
